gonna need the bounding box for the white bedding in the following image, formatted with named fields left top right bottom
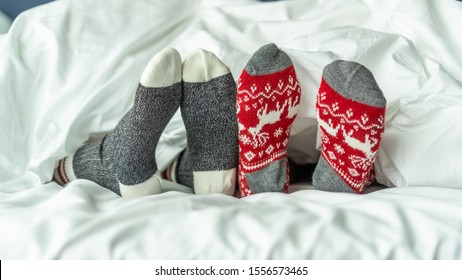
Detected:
left=1, top=0, right=462, bottom=259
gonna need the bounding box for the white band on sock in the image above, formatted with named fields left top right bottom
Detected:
left=169, top=157, right=179, bottom=183
left=119, top=174, right=163, bottom=197
left=193, top=168, right=236, bottom=195
left=54, top=154, right=77, bottom=185
left=63, top=153, right=77, bottom=181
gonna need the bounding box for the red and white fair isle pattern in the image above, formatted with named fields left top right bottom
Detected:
left=237, top=65, right=301, bottom=197
left=317, top=79, right=385, bottom=193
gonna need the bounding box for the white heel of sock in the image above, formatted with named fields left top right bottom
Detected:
left=119, top=174, right=163, bottom=197
left=193, top=168, right=236, bottom=195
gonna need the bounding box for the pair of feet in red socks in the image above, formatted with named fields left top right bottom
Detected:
left=237, top=43, right=386, bottom=197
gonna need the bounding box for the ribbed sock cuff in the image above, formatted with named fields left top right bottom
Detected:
left=54, top=154, right=77, bottom=185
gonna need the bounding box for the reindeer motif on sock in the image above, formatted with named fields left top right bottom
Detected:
left=237, top=43, right=301, bottom=197
left=313, top=60, right=386, bottom=194
left=248, top=101, right=287, bottom=148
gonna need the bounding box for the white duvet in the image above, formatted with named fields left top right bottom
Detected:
left=1, top=0, right=462, bottom=259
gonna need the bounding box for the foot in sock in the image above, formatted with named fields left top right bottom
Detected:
left=237, top=43, right=301, bottom=197
left=181, top=49, right=238, bottom=195
left=312, top=60, right=386, bottom=193
left=53, top=47, right=182, bottom=197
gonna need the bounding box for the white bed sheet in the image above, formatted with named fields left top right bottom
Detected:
left=1, top=182, right=462, bottom=259
left=1, top=0, right=462, bottom=259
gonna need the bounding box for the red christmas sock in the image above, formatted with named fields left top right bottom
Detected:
left=313, top=60, right=386, bottom=193
left=237, top=44, right=301, bottom=197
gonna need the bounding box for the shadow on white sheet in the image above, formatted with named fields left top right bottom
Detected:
left=0, top=10, right=11, bottom=33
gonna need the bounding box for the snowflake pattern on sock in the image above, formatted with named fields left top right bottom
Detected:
left=237, top=65, right=301, bottom=197
left=317, top=78, right=385, bottom=193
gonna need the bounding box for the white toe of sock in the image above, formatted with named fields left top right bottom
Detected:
left=140, top=47, right=182, bottom=88
left=182, top=48, right=230, bottom=83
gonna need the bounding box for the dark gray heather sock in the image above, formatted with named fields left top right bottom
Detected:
left=182, top=74, right=238, bottom=171
left=312, top=60, right=386, bottom=193
left=181, top=49, right=238, bottom=195
left=176, top=148, right=194, bottom=188
left=55, top=48, right=182, bottom=197
left=72, top=83, right=181, bottom=195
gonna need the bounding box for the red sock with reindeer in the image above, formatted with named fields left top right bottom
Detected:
left=312, top=60, right=386, bottom=193
left=237, top=43, right=301, bottom=197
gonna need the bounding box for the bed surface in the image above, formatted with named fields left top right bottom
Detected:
left=2, top=182, right=462, bottom=259
left=1, top=0, right=462, bottom=259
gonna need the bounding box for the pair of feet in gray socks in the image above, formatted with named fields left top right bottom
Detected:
left=54, top=44, right=386, bottom=197
left=54, top=48, right=239, bottom=197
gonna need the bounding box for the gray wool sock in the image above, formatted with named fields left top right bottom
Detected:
left=181, top=49, right=238, bottom=195
left=312, top=60, right=386, bottom=194
left=175, top=148, right=194, bottom=189
left=237, top=43, right=301, bottom=197
left=54, top=48, right=183, bottom=197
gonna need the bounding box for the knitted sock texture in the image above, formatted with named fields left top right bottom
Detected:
left=181, top=49, right=238, bottom=195
left=176, top=148, right=194, bottom=188
left=54, top=48, right=182, bottom=196
left=237, top=43, right=301, bottom=197
left=313, top=60, right=386, bottom=193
